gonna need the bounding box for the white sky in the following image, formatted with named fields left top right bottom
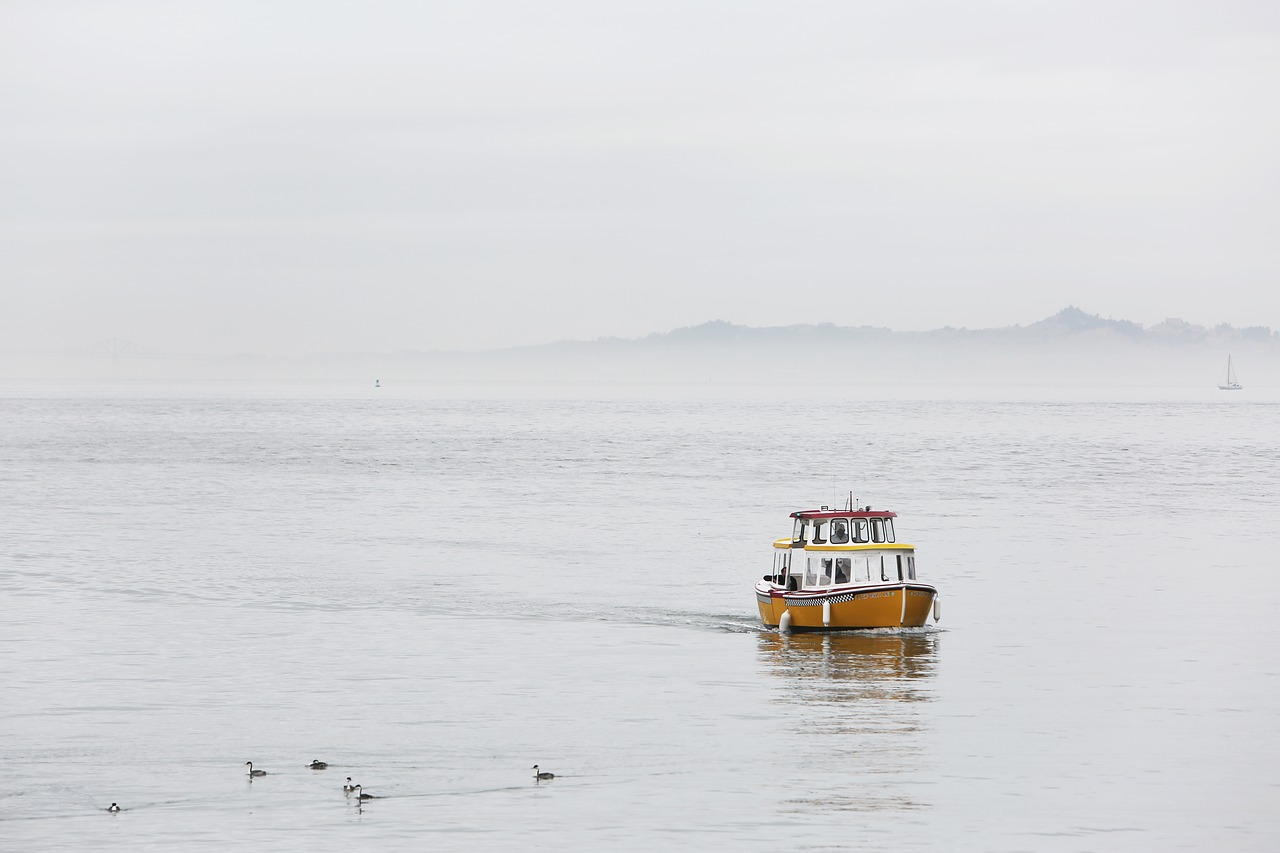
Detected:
left=3, top=0, right=1279, bottom=355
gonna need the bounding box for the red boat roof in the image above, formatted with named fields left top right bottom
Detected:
left=791, top=509, right=897, bottom=520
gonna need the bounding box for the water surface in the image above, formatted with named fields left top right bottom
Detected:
left=1, top=383, right=1276, bottom=850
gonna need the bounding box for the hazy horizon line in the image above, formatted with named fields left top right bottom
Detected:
left=8, top=305, right=1276, bottom=361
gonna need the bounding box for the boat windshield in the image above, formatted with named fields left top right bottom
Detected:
left=790, top=515, right=895, bottom=546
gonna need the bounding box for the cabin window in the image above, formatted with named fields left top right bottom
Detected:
left=806, top=557, right=834, bottom=588
left=880, top=555, right=900, bottom=582
left=812, top=520, right=828, bottom=545
left=834, top=557, right=851, bottom=584
left=884, top=518, right=895, bottom=543
left=851, top=519, right=869, bottom=543
left=829, top=518, right=849, bottom=544
left=855, top=556, right=870, bottom=582
left=906, top=555, right=916, bottom=580
left=870, top=518, right=885, bottom=543
left=792, top=518, right=808, bottom=544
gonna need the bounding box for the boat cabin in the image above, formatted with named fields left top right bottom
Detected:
left=765, top=508, right=918, bottom=592
left=791, top=509, right=897, bottom=546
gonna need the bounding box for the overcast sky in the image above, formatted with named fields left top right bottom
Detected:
left=3, top=1, right=1278, bottom=355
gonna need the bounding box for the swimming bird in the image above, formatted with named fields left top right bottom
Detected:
left=245, top=761, right=267, bottom=777
left=107, top=803, right=120, bottom=813
left=532, top=765, right=555, bottom=780
left=308, top=760, right=328, bottom=769
left=343, top=777, right=356, bottom=792
left=353, top=784, right=376, bottom=800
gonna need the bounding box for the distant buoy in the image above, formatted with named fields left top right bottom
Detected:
left=933, top=595, right=941, bottom=623
left=779, top=610, right=792, bottom=634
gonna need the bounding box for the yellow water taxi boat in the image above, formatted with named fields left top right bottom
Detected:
left=755, top=502, right=940, bottom=631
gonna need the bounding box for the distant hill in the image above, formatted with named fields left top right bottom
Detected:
left=561, top=307, right=1274, bottom=350
left=449, top=307, right=1279, bottom=384
left=380, top=307, right=1279, bottom=384
left=5, top=308, right=1277, bottom=383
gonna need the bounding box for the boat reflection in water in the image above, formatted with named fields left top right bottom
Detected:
left=757, top=630, right=940, bottom=817
left=758, top=630, right=939, bottom=699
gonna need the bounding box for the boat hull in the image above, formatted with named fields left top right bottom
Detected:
left=755, top=583, right=937, bottom=630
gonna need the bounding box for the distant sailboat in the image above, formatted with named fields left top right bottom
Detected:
left=1218, top=356, right=1242, bottom=391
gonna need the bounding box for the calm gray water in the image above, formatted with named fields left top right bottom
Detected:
left=2, top=383, right=1277, bottom=851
